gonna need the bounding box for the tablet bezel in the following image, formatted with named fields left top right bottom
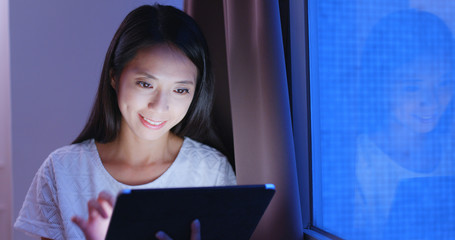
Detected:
left=105, top=184, right=275, bottom=240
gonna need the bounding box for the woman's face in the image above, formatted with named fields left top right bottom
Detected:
left=388, top=58, right=454, bottom=134
left=114, top=44, right=197, bottom=142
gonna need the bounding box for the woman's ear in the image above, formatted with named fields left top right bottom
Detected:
left=109, top=69, right=116, bottom=90
left=111, top=77, right=116, bottom=90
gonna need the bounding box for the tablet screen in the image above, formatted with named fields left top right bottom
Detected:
left=105, top=184, right=275, bottom=240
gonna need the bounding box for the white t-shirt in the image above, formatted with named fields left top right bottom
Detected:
left=354, top=134, right=455, bottom=238
left=14, top=137, right=237, bottom=240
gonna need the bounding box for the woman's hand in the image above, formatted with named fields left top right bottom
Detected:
left=155, top=219, right=201, bottom=240
left=71, top=191, right=115, bottom=240
left=72, top=191, right=200, bottom=240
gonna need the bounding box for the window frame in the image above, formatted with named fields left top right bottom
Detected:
left=290, top=1, right=455, bottom=239
left=289, top=0, right=344, bottom=239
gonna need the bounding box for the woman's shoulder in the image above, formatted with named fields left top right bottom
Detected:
left=181, top=137, right=226, bottom=160
left=177, top=137, right=232, bottom=171
left=49, top=139, right=94, bottom=156
left=45, top=139, right=97, bottom=166
left=173, top=137, right=236, bottom=186
left=28, top=139, right=99, bottom=193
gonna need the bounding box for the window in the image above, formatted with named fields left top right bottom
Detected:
left=292, top=1, right=455, bottom=239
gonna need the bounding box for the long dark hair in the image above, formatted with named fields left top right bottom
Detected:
left=73, top=4, right=218, bottom=148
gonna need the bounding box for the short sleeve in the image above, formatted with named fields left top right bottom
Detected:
left=215, top=158, right=237, bottom=186
left=14, top=156, right=65, bottom=240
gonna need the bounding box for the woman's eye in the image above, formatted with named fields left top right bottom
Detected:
left=174, top=88, right=190, bottom=94
left=137, top=81, right=152, bottom=88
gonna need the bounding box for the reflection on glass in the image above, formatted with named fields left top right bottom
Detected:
left=354, top=9, right=455, bottom=239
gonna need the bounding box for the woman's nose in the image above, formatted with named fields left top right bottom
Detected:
left=148, top=91, right=169, bottom=111
left=419, top=87, right=439, bottom=107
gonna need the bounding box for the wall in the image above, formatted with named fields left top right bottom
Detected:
left=10, top=1, right=183, bottom=239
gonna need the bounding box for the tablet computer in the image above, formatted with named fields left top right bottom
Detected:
left=105, top=184, right=276, bottom=240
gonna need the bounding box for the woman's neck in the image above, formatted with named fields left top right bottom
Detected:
left=97, top=130, right=183, bottom=167
left=371, top=126, right=441, bottom=173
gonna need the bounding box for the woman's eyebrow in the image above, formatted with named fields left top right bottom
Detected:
left=175, top=80, right=195, bottom=85
left=137, top=71, right=195, bottom=85
left=137, top=72, right=157, bottom=79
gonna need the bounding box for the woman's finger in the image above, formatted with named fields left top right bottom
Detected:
left=97, top=191, right=114, bottom=218
left=191, top=219, right=201, bottom=240
left=71, top=216, right=87, bottom=231
left=87, top=199, right=108, bottom=219
left=155, top=231, right=173, bottom=240
left=155, top=219, right=200, bottom=240
left=98, top=191, right=115, bottom=207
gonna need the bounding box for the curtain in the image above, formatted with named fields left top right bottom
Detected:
left=0, top=0, right=12, bottom=238
left=185, top=0, right=303, bottom=239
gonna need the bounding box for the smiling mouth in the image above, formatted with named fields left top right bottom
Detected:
left=140, top=114, right=166, bottom=126
left=415, top=115, right=437, bottom=124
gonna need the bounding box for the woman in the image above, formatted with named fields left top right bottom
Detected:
left=15, top=4, right=236, bottom=240
left=354, top=9, right=455, bottom=239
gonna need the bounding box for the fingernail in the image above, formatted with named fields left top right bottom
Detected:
left=155, top=231, right=165, bottom=238
left=193, top=219, right=200, bottom=226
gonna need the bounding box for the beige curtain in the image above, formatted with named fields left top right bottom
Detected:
left=185, top=0, right=303, bottom=239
